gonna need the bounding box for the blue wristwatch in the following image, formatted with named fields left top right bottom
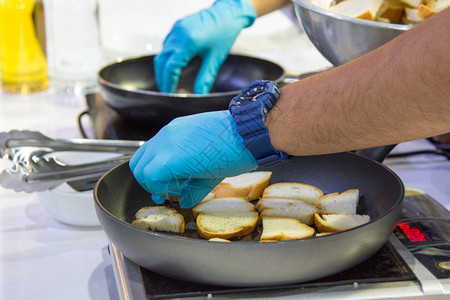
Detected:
left=229, top=80, right=288, bottom=167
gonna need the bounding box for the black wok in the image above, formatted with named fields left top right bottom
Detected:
left=98, top=55, right=285, bottom=126
left=94, top=148, right=404, bottom=287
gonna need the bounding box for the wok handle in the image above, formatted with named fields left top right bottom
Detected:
left=355, top=144, right=397, bottom=163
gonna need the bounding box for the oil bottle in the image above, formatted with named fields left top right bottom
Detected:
left=0, top=0, right=48, bottom=94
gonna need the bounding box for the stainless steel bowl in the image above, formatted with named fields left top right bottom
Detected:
left=293, top=0, right=412, bottom=65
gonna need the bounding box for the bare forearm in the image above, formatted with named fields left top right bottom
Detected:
left=266, top=8, right=450, bottom=156
left=247, top=0, right=291, bottom=16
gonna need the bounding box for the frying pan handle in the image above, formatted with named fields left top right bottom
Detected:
left=355, top=144, right=397, bottom=163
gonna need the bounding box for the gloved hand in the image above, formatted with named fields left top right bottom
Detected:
left=129, top=110, right=257, bottom=208
left=154, top=0, right=257, bottom=94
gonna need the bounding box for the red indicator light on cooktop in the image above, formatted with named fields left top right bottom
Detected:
left=397, top=222, right=429, bottom=242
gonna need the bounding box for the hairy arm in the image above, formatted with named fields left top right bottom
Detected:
left=266, top=8, right=450, bottom=156
left=247, top=0, right=292, bottom=16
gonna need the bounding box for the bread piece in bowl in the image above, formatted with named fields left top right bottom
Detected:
left=310, top=0, right=335, bottom=9
left=399, top=0, right=422, bottom=8
left=417, top=3, right=437, bottom=19
left=436, top=0, right=450, bottom=11
left=403, top=7, right=422, bottom=24
left=377, top=0, right=406, bottom=23
left=330, top=0, right=384, bottom=20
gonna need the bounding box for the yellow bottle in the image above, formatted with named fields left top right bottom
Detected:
left=0, top=0, right=48, bottom=93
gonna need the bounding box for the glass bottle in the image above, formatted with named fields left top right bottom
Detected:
left=44, top=0, right=101, bottom=95
left=0, top=0, right=48, bottom=94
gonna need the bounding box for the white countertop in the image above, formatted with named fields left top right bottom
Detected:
left=0, top=91, right=117, bottom=300
left=1, top=7, right=449, bottom=300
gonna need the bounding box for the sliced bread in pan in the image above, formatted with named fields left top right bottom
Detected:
left=192, top=197, right=255, bottom=219
left=196, top=212, right=259, bottom=240
left=260, top=217, right=315, bottom=241
left=256, top=197, right=319, bottom=225
left=132, top=206, right=185, bottom=233
left=212, top=171, right=272, bottom=200
left=314, top=213, right=370, bottom=233
left=315, top=189, right=360, bottom=214
left=262, top=182, right=324, bottom=205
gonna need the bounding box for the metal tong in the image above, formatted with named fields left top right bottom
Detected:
left=0, top=130, right=143, bottom=157
left=0, top=130, right=144, bottom=192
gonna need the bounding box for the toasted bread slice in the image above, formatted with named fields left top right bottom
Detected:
left=256, top=197, right=319, bottom=225
left=192, top=197, right=255, bottom=219
left=260, top=217, right=315, bottom=241
left=330, top=0, right=384, bottom=20
left=315, top=232, right=335, bottom=236
left=262, top=182, right=323, bottom=205
left=211, top=171, right=272, bottom=200
left=196, top=212, right=259, bottom=239
left=208, top=237, right=231, bottom=242
left=132, top=206, right=185, bottom=233
left=314, top=213, right=370, bottom=233
left=315, top=189, right=360, bottom=214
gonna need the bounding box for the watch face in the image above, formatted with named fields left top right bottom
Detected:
left=237, top=86, right=267, bottom=106
left=233, top=80, right=277, bottom=108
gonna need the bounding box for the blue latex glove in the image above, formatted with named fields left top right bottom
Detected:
left=129, top=110, right=257, bottom=208
left=154, top=0, right=257, bottom=94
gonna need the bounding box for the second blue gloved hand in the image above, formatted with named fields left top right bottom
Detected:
left=154, top=0, right=256, bottom=94
left=129, top=110, right=257, bottom=208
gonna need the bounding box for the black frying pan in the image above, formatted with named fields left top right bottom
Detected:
left=94, top=148, right=404, bottom=287
left=98, top=55, right=285, bottom=126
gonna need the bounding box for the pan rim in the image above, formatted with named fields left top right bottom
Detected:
left=94, top=152, right=404, bottom=245
left=97, top=54, right=286, bottom=99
